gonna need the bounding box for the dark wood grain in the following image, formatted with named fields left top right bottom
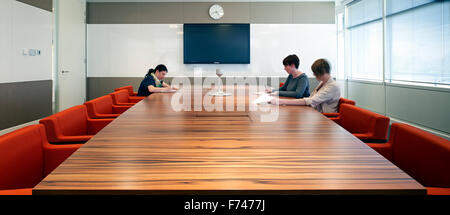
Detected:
left=33, top=87, right=426, bottom=195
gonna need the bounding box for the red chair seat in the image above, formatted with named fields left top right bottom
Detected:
left=369, top=123, right=450, bottom=195
left=0, top=125, right=80, bottom=194
left=40, top=105, right=113, bottom=144
left=85, top=95, right=131, bottom=119
left=332, top=104, right=389, bottom=142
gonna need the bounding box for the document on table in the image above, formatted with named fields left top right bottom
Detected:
left=253, top=94, right=274, bottom=104
left=160, top=89, right=177, bottom=93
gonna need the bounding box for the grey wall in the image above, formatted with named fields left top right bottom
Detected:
left=16, top=0, right=52, bottom=12
left=87, top=77, right=319, bottom=101
left=87, top=2, right=335, bottom=24
left=0, top=80, right=53, bottom=130
left=347, top=80, right=450, bottom=139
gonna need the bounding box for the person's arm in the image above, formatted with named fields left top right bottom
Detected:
left=303, top=84, right=339, bottom=107
left=270, top=97, right=306, bottom=106
left=160, top=81, right=179, bottom=90
left=148, top=85, right=171, bottom=93
left=271, top=83, right=339, bottom=106
left=277, top=76, right=308, bottom=98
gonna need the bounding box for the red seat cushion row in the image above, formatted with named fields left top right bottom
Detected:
left=84, top=95, right=131, bottom=119
left=39, top=105, right=113, bottom=144
left=0, top=125, right=80, bottom=195
left=368, top=123, right=450, bottom=195
left=332, top=104, right=390, bottom=142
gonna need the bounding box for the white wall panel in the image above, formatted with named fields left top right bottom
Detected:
left=0, top=0, right=53, bottom=84
left=87, top=24, right=336, bottom=78
left=0, top=0, right=13, bottom=83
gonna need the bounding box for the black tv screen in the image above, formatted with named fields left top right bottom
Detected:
left=183, top=24, right=250, bottom=64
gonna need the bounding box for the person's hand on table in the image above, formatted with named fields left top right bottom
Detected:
left=269, top=98, right=280, bottom=105
left=170, top=86, right=179, bottom=90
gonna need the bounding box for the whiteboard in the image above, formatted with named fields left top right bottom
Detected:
left=87, top=24, right=336, bottom=78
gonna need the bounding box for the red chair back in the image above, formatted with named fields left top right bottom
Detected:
left=40, top=105, right=89, bottom=142
left=391, top=123, right=450, bottom=188
left=338, top=98, right=355, bottom=112
left=85, top=95, right=114, bottom=118
left=339, top=104, right=390, bottom=140
left=110, top=89, right=130, bottom=105
left=115, top=86, right=135, bottom=96
left=0, top=125, right=45, bottom=190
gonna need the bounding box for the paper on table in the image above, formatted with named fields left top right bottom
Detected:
left=160, top=89, right=177, bottom=93
left=253, top=94, right=274, bottom=104
left=254, top=91, right=267, bottom=95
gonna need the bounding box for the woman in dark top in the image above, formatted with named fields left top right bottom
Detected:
left=137, top=64, right=178, bottom=96
left=267, top=54, right=310, bottom=99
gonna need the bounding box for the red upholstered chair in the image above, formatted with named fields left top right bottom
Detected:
left=110, top=89, right=142, bottom=106
left=84, top=95, right=131, bottom=119
left=0, top=124, right=80, bottom=195
left=114, top=86, right=145, bottom=101
left=39, top=105, right=113, bottom=144
left=368, top=123, right=450, bottom=195
left=115, top=85, right=138, bottom=96
left=331, top=104, right=390, bottom=143
left=323, top=98, right=356, bottom=118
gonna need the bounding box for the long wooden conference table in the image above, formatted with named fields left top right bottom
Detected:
left=34, top=87, right=425, bottom=195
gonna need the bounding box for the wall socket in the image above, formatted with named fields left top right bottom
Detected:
left=22, top=49, right=41, bottom=56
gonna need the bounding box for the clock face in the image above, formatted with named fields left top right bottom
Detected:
left=209, top=4, right=224, bottom=20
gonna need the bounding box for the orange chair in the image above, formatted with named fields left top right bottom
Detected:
left=39, top=105, right=113, bottom=144
left=0, top=124, right=80, bottom=195
left=114, top=86, right=145, bottom=101
left=115, top=85, right=138, bottom=96
left=368, top=123, right=450, bottom=195
left=331, top=104, right=390, bottom=143
left=110, top=89, right=142, bottom=106
left=323, top=98, right=356, bottom=118
left=84, top=95, right=131, bottom=119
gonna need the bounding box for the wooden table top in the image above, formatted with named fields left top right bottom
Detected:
left=33, top=87, right=426, bottom=195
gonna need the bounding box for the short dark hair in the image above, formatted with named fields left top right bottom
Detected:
left=282, top=55, right=300, bottom=69
left=311, top=59, right=331, bottom=76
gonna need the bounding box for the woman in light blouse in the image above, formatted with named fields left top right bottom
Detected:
left=270, top=59, right=341, bottom=113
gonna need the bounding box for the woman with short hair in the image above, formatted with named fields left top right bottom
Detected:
left=267, top=54, right=310, bottom=99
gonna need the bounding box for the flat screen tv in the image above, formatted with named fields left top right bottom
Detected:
left=183, top=24, right=250, bottom=64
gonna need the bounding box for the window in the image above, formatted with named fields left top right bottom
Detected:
left=343, top=0, right=450, bottom=86
left=386, top=0, right=450, bottom=85
left=336, top=13, right=345, bottom=80
left=345, top=0, right=384, bottom=81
